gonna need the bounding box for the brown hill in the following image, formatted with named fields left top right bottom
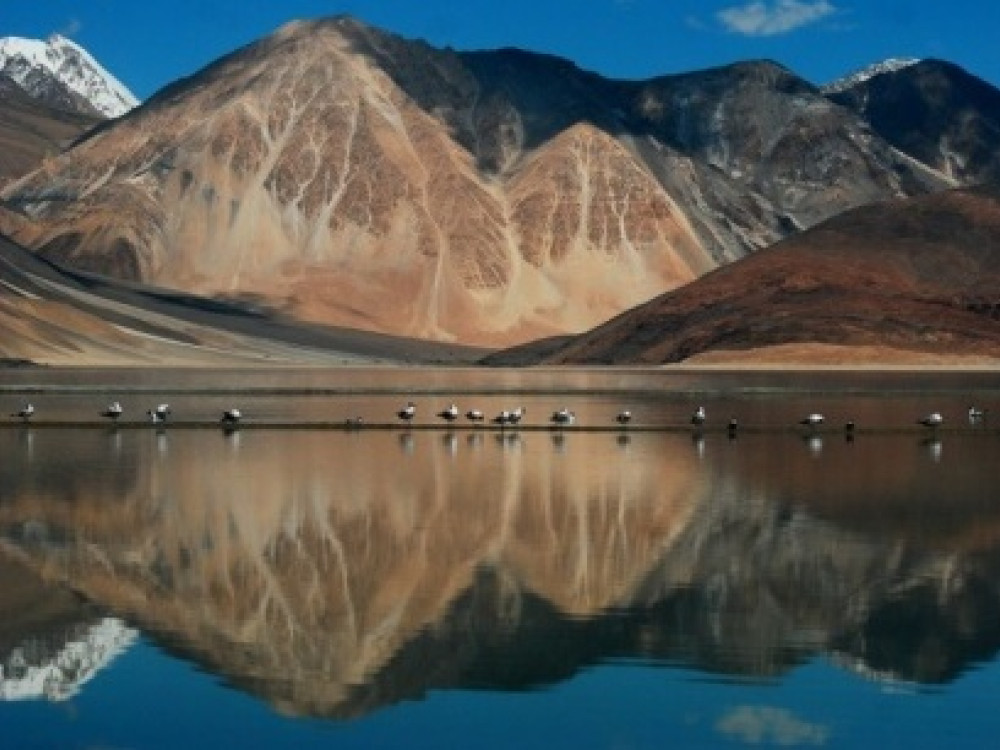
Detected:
left=0, top=17, right=950, bottom=348
left=520, top=186, right=1000, bottom=365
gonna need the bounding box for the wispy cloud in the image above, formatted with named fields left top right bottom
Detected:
left=717, top=0, right=838, bottom=36
left=717, top=705, right=830, bottom=746
left=55, top=18, right=83, bottom=38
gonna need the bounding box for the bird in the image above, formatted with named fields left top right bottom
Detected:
left=550, top=408, right=576, bottom=427
left=492, top=410, right=513, bottom=428
left=148, top=403, right=171, bottom=422
left=397, top=401, right=416, bottom=422
left=968, top=406, right=985, bottom=422
left=101, top=401, right=124, bottom=421
left=465, top=409, right=484, bottom=422
left=799, top=413, right=824, bottom=429
left=727, top=418, right=739, bottom=439
left=221, top=408, right=242, bottom=426
left=12, top=402, right=34, bottom=421
left=507, top=406, right=526, bottom=425
left=918, top=412, right=943, bottom=428
left=844, top=421, right=856, bottom=442
left=436, top=403, right=459, bottom=423
left=691, top=406, right=706, bottom=427
left=615, top=410, right=632, bottom=427
left=345, top=416, right=364, bottom=428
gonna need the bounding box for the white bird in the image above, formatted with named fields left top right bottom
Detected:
left=221, top=408, right=242, bottom=426
left=492, top=410, right=512, bottom=428
left=12, top=402, right=34, bottom=421
left=616, top=410, right=632, bottom=426
left=148, top=403, right=171, bottom=421
left=968, top=406, right=985, bottom=422
left=437, top=403, right=459, bottom=423
left=918, top=412, right=943, bottom=428
left=397, top=401, right=416, bottom=422
left=101, top=401, right=124, bottom=421
left=799, top=413, right=824, bottom=428
left=550, top=408, right=576, bottom=426
left=691, top=406, right=706, bottom=427
left=465, top=409, right=484, bottom=422
left=508, top=406, right=526, bottom=425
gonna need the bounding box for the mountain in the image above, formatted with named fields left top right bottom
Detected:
left=826, top=59, right=1000, bottom=186
left=0, top=35, right=138, bottom=118
left=0, top=73, right=100, bottom=183
left=504, top=186, right=1000, bottom=365
left=0, top=18, right=956, bottom=348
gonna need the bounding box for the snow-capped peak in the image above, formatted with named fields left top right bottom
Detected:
left=0, top=617, right=137, bottom=702
left=822, top=58, right=922, bottom=94
left=0, top=34, right=139, bottom=117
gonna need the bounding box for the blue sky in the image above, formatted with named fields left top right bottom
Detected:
left=4, top=1, right=999, bottom=100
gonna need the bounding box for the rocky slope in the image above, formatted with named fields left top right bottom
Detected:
left=0, top=74, right=99, bottom=184
left=827, top=59, right=1000, bottom=186
left=1, top=17, right=960, bottom=348
left=512, top=186, right=1000, bottom=365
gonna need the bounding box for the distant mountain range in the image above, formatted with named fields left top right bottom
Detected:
left=1, top=18, right=1000, bottom=363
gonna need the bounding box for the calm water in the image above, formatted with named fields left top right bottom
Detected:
left=1, top=368, right=1000, bottom=748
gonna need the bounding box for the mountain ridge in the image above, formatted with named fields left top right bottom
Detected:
left=1, top=17, right=998, bottom=357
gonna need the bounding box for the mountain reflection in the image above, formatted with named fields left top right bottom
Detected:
left=1, top=428, right=1000, bottom=717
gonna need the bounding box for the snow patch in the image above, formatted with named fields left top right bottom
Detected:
left=822, top=58, right=921, bottom=94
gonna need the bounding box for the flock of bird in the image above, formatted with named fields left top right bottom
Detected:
left=4, top=400, right=987, bottom=432
left=7, top=401, right=241, bottom=426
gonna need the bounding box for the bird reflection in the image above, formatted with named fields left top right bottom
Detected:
left=108, top=427, right=123, bottom=458
left=494, top=432, right=522, bottom=451
left=465, top=432, right=484, bottom=450
left=19, top=426, right=35, bottom=461
left=225, top=427, right=243, bottom=453
left=398, top=431, right=415, bottom=455
left=804, top=434, right=823, bottom=457
left=155, top=430, right=169, bottom=458
left=691, top=432, right=705, bottom=459
left=441, top=432, right=458, bottom=457
left=922, top=437, right=943, bottom=462
left=616, top=433, right=632, bottom=451
left=551, top=432, right=567, bottom=454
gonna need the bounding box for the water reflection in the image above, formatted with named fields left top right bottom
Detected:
left=0, top=428, right=999, bottom=718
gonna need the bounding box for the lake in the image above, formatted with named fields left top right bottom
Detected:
left=1, top=368, right=999, bottom=748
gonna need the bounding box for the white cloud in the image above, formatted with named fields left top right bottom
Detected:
left=55, top=18, right=83, bottom=38
left=717, top=705, right=830, bottom=746
left=717, top=0, right=838, bottom=36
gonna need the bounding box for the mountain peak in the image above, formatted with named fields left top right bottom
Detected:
left=0, top=34, right=139, bottom=117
